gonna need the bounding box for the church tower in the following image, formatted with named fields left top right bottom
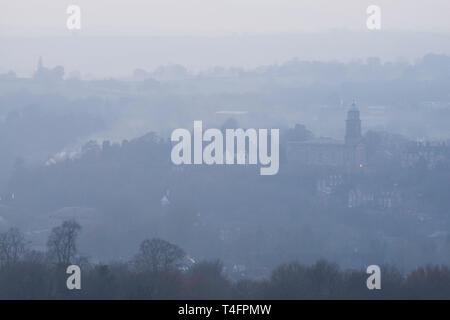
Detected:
left=345, top=101, right=362, bottom=146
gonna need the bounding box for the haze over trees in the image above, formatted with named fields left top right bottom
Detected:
left=0, top=54, right=450, bottom=298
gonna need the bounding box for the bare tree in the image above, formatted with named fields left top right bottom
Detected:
left=0, top=228, right=28, bottom=268
left=133, top=238, right=185, bottom=273
left=47, top=220, right=81, bottom=266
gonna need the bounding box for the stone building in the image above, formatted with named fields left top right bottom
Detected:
left=287, top=102, right=366, bottom=170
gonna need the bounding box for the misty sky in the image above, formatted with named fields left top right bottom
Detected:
left=2, top=1, right=450, bottom=77
left=1, top=0, right=450, bottom=36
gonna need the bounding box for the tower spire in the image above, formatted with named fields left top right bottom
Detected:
left=349, top=99, right=359, bottom=112
left=345, top=101, right=361, bottom=145
left=37, top=56, right=43, bottom=71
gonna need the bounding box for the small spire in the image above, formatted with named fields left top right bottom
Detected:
left=37, top=56, right=43, bottom=71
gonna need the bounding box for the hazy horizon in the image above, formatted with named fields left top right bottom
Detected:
left=2, top=31, right=450, bottom=78
left=2, top=0, right=450, bottom=77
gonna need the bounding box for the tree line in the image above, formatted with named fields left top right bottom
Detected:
left=0, top=221, right=449, bottom=299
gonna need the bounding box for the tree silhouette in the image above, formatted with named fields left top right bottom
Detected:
left=47, top=220, right=81, bottom=266
left=0, top=228, right=28, bottom=268
left=133, top=238, right=185, bottom=273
